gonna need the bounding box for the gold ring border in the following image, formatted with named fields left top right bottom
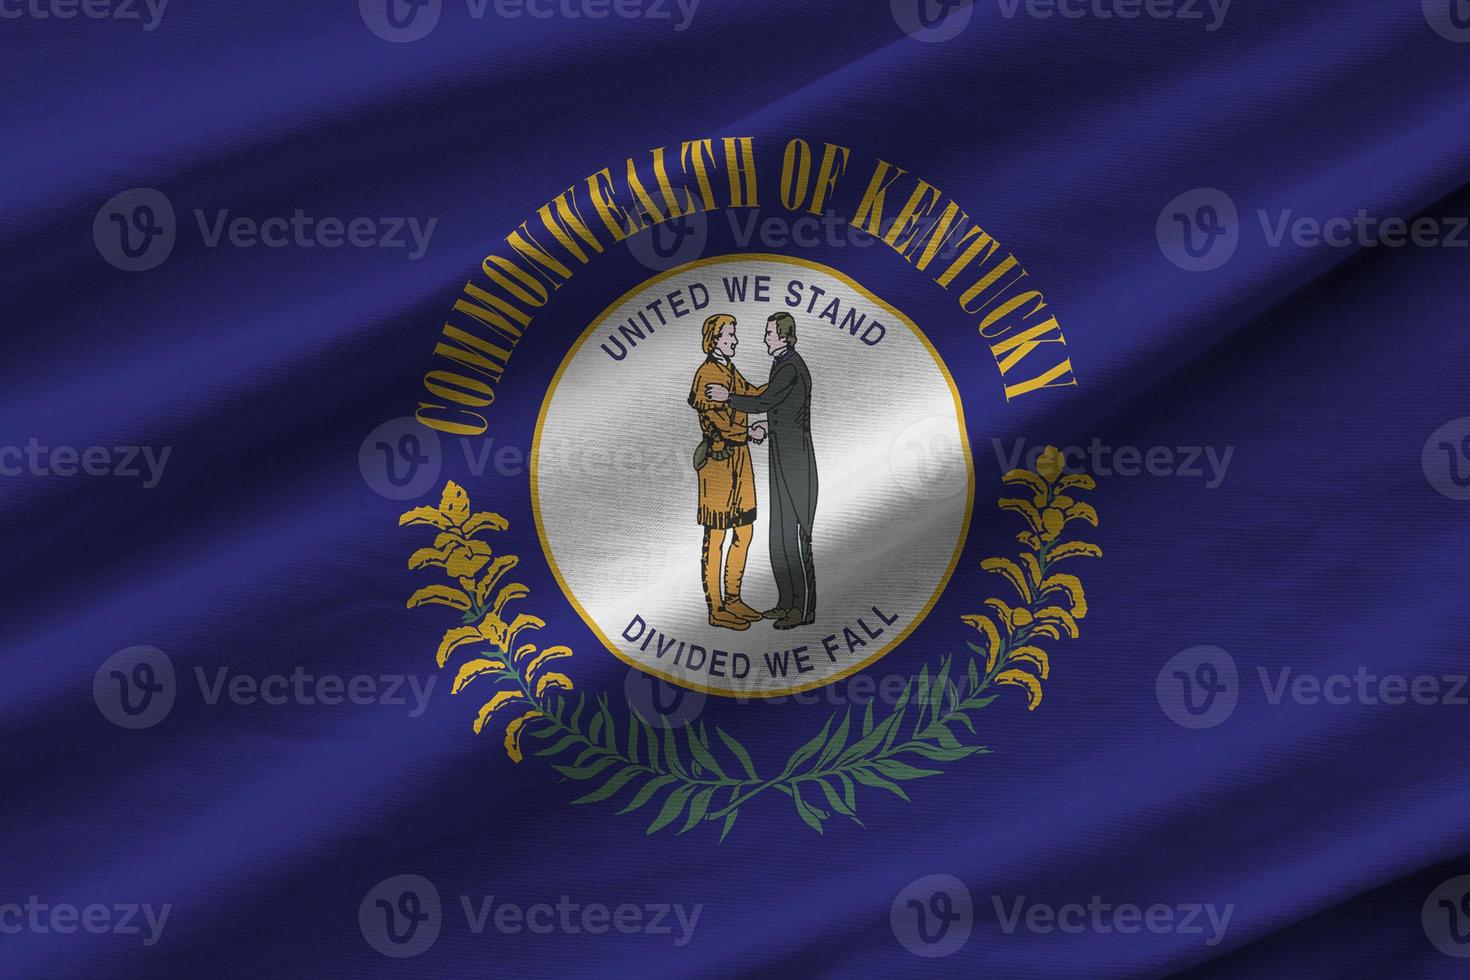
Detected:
left=530, top=253, right=975, bottom=698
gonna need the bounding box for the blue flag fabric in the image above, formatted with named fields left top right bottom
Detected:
left=4, top=1, right=1470, bottom=976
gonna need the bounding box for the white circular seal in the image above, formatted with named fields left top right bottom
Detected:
left=533, top=255, right=972, bottom=697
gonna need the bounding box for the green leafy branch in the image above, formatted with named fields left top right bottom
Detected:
left=521, top=652, right=998, bottom=841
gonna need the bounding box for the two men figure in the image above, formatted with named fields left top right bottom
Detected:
left=687, top=311, right=818, bottom=632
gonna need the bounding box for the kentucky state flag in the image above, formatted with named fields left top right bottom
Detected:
left=3, top=0, right=1470, bottom=976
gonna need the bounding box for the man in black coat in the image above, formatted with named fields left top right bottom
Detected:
left=706, top=312, right=817, bottom=630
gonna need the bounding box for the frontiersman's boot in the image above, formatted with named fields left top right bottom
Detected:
left=722, top=524, right=760, bottom=621
left=703, top=529, right=748, bottom=630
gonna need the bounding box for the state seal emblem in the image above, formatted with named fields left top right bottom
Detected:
left=533, top=254, right=972, bottom=698
left=387, top=136, right=1103, bottom=838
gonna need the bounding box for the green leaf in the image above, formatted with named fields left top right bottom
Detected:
left=635, top=713, right=659, bottom=769
left=815, top=708, right=852, bottom=770
left=836, top=711, right=897, bottom=767
left=598, top=700, right=617, bottom=749
left=534, top=733, right=583, bottom=758
left=553, top=755, right=622, bottom=781
left=660, top=720, right=686, bottom=777
left=570, top=745, right=603, bottom=768
left=861, top=700, right=875, bottom=736
left=618, top=774, right=676, bottom=814
left=686, top=727, right=728, bottom=782
left=589, top=712, right=604, bottom=745
left=718, top=808, right=738, bottom=844
left=571, top=765, right=644, bottom=805
left=815, top=776, right=855, bottom=817
left=873, top=759, right=943, bottom=781
left=852, top=766, right=910, bottom=801
left=627, top=718, right=641, bottom=766
left=904, top=743, right=982, bottom=762
left=716, top=727, right=758, bottom=781
left=791, top=786, right=826, bottom=834
left=646, top=784, right=697, bottom=835
left=786, top=714, right=835, bottom=775
left=678, top=786, right=717, bottom=835
left=884, top=680, right=914, bottom=752
left=837, top=772, right=857, bottom=811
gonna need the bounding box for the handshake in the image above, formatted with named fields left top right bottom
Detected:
left=706, top=383, right=767, bottom=444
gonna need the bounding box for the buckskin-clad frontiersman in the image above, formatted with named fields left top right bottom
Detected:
left=688, top=313, right=768, bottom=631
